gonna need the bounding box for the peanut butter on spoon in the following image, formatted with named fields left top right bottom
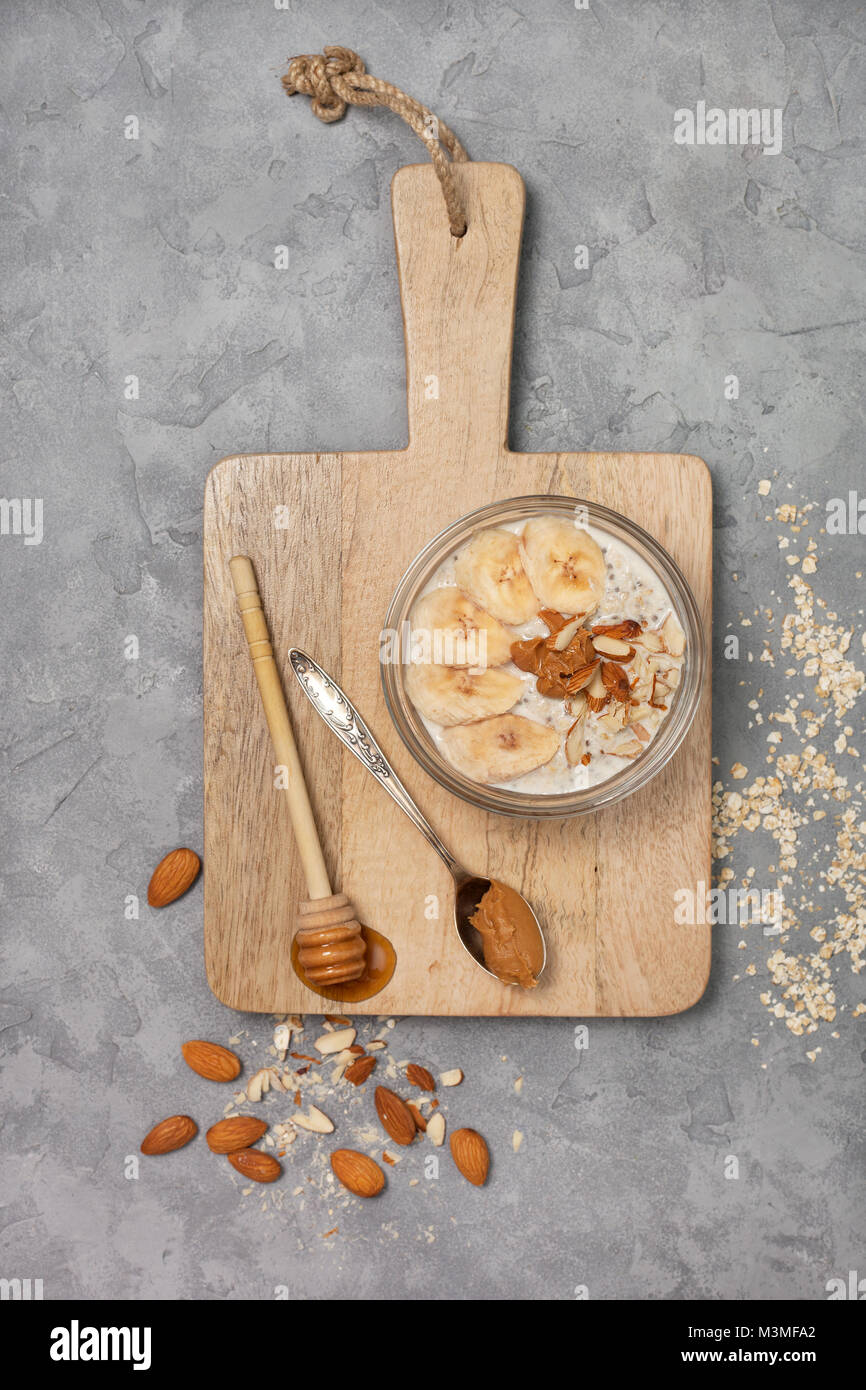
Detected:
left=469, top=879, right=545, bottom=989
left=289, top=650, right=548, bottom=992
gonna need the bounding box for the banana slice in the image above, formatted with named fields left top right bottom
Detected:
left=520, top=517, right=606, bottom=616
left=406, top=664, right=523, bottom=727
left=410, top=589, right=512, bottom=668
left=442, top=714, right=559, bottom=784
left=454, top=529, right=539, bottom=625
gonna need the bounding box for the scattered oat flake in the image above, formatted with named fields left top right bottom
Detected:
left=512, top=1130, right=524, bottom=1152
left=713, top=523, right=865, bottom=1045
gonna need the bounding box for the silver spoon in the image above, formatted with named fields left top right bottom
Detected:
left=288, top=649, right=547, bottom=986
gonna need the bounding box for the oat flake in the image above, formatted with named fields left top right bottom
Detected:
left=713, top=503, right=865, bottom=1044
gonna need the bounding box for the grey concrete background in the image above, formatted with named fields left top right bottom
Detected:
left=2, top=0, right=865, bottom=1301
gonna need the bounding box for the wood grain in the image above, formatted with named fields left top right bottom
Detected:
left=203, top=163, right=712, bottom=1016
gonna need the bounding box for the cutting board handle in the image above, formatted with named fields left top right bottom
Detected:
left=392, top=162, right=525, bottom=458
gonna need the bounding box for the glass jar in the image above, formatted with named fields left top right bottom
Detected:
left=381, top=494, right=707, bottom=819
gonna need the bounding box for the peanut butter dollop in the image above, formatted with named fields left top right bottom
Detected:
left=469, top=880, right=544, bottom=989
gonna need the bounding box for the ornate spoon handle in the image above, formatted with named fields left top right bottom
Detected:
left=288, top=649, right=462, bottom=880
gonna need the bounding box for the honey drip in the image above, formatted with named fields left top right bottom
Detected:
left=291, top=925, right=396, bottom=1002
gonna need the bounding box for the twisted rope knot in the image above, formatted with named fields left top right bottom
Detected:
left=282, top=46, right=468, bottom=236
left=283, top=46, right=367, bottom=124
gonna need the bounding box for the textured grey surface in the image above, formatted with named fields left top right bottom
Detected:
left=2, top=0, right=865, bottom=1301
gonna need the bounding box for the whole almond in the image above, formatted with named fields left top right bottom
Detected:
left=344, top=1055, right=376, bottom=1086
left=181, top=1040, right=241, bottom=1083
left=374, top=1086, right=416, bottom=1147
left=407, top=1102, right=427, bottom=1133
left=147, top=848, right=201, bottom=907
left=405, top=1063, right=435, bottom=1092
left=330, top=1149, right=386, bottom=1198
left=206, top=1116, right=268, bottom=1154
left=141, top=1114, right=197, bottom=1156
left=227, top=1148, right=281, bottom=1183
left=450, top=1128, right=489, bottom=1186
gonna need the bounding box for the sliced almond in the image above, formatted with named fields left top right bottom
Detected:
left=405, top=1063, right=435, bottom=1092
left=635, top=628, right=664, bottom=653
left=591, top=619, right=641, bottom=641
left=600, top=661, right=630, bottom=703
left=630, top=701, right=655, bottom=722
left=292, top=1105, right=334, bottom=1134
left=585, top=664, right=609, bottom=712
left=548, top=616, right=583, bottom=652
left=608, top=739, right=645, bottom=759
left=273, top=1023, right=290, bottom=1060
left=246, top=1067, right=274, bottom=1103
left=660, top=612, right=685, bottom=656
left=538, top=608, right=570, bottom=634
left=426, top=1111, right=446, bottom=1146
left=439, top=1068, right=463, bottom=1087
left=592, top=634, right=634, bottom=660
left=313, top=1028, right=356, bottom=1056
left=597, top=702, right=629, bottom=734
left=629, top=648, right=654, bottom=702
left=650, top=674, right=669, bottom=710
left=344, top=1055, right=377, bottom=1086
left=564, top=696, right=588, bottom=766
left=564, top=659, right=600, bottom=695
left=631, top=722, right=651, bottom=742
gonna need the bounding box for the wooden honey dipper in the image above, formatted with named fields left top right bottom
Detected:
left=229, top=556, right=366, bottom=987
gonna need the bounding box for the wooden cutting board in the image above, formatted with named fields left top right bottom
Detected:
left=203, top=162, right=712, bottom=1017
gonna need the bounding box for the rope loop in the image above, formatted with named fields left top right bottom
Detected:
left=283, top=46, right=468, bottom=236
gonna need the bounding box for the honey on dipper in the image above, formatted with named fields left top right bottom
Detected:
left=229, top=555, right=395, bottom=1002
